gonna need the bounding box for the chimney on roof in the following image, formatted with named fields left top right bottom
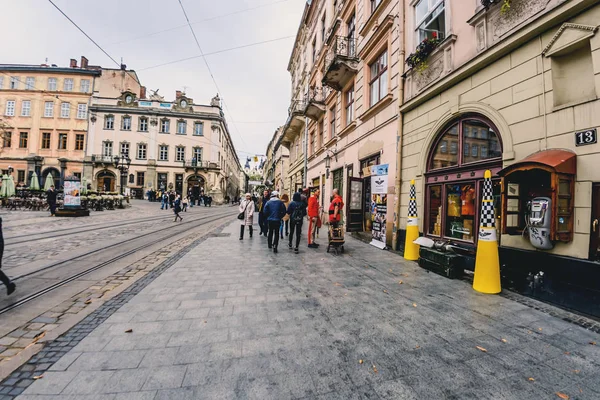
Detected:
left=81, top=56, right=89, bottom=69
left=176, top=90, right=182, bottom=99
left=140, top=86, right=147, bottom=99
left=120, top=63, right=127, bottom=70
left=70, top=59, right=78, bottom=68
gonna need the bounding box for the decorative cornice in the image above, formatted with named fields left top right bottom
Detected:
left=542, top=22, right=598, bottom=56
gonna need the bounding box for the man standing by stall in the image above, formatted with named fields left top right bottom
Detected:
left=329, top=188, right=344, bottom=228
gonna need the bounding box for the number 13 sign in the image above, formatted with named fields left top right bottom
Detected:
left=575, top=129, right=597, bottom=146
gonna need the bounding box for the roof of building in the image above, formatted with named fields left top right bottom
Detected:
left=0, top=64, right=102, bottom=76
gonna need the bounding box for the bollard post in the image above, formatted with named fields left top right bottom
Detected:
left=404, top=179, right=420, bottom=261
left=473, top=170, right=501, bottom=294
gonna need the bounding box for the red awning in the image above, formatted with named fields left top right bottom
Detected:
left=498, top=149, right=576, bottom=176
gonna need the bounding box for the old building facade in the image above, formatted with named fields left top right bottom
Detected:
left=398, top=0, right=600, bottom=316
left=281, top=0, right=402, bottom=245
left=86, top=91, right=242, bottom=202
left=264, top=127, right=290, bottom=194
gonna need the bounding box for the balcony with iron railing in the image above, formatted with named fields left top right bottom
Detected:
left=303, top=87, right=328, bottom=121
left=322, top=36, right=359, bottom=91
left=92, top=154, right=119, bottom=164
left=282, top=99, right=306, bottom=143
left=182, top=159, right=220, bottom=172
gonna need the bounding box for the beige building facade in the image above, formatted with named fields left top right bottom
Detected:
left=264, top=127, right=290, bottom=195
left=398, top=0, right=600, bottom=315
left=281, top=0, right=402, bottom=245
left=86, top=90, right=242, bottom=202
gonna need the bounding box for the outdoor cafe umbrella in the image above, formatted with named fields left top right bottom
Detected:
left=29, top=171, right=41, bottom=191
left=44, top=173, right=55, bottom=191
left=6, top=176, right=15, bottom=197
left=0, top=175, right=8, bottom=198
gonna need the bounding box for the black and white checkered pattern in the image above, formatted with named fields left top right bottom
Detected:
left=408, top=183, right=417, bottom=218
left=480, top=178, right=495, bottom=228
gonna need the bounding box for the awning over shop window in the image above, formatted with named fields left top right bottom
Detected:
left=498, top=149, right=576, bottom=176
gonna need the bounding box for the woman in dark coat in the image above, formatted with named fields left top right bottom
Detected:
left=173, top=195, right=183, bottom=222
left=0, top=218, right=16, bottom=295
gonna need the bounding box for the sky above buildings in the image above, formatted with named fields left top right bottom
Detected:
left=4, top=0, right=306, bottom=160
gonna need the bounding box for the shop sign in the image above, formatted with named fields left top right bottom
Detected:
left=575, top=128, right=597, bottom=146
left=159, top=103, right=172, bottom=109
left=63, top=180, right=81, bottom=208
left=138, top=101, right=152, bottom=107
left=369, top=164, right=388, bottom=250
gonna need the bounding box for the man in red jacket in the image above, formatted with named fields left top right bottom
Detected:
left=328, top=188, right=344, bottom=228
left=307, top=189, right=320, bottom=248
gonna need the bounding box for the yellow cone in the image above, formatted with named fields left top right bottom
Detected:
left=473, top=170, right=501, bottom=294
left=404, top=179, right=420, bottom=261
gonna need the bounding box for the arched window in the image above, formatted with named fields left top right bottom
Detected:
left=425, top=115, right=503, bottom=244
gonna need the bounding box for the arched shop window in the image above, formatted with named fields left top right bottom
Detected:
left=425, top=116, right=503, bottom=244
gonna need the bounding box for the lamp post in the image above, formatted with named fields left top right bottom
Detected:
left=113, top=155, right=131, bottom=195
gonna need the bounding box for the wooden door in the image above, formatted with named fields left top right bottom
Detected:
left=590, top=184, right=600, bottom=261
left=346, top=177, right=364, bottom=232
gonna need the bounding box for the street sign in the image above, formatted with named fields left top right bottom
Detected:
left=575, top=128, right=597, bottom=146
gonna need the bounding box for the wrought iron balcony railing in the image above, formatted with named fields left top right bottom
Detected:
left=92, top=154, right=118, bottom=163
left=182, top=160, right=219, bottom=170
left=288, top=99, right=306, bottom=116
left=304, top=86, right=328, bottom=105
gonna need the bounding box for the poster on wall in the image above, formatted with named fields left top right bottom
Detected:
left=370, top=164, right=388, bottom=250
left=63, top=181, right=81, bottom=208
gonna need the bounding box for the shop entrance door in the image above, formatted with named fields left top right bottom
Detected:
left=346, top=177, right=364, bottom=232
left=590, top=184, right=600, bottom=261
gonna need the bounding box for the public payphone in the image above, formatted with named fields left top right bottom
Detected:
left=527, top=197, right=554, bottom=250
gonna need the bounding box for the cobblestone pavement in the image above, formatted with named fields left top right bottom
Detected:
left=7, top=220, right=600, bottom=399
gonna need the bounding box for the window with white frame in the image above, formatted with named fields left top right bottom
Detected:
left=193, top=147, right=202, bottom=162
left=330, top=107, right=336, bottom=138
left=0, top=76, right=4, bottom=89
left=139, top=117, right=148, bottom=132
left=77, top=104, right=87, bottom=119
left=9, top=77, right=19, bottom=89
left=25, top=77, right=35, bottom=90
left=345, top=86, right=354, bottom=126
left=194, top=122, right=203, bottom=136
left=122, top=116, right=132, bottom=130
left=137, top=143, right=147, bottom=159
left=159, top=145, right=169, bottom=161
left=369, top=49, right=388, bottom=107
left=177, top=120, right=186, bottom=134
left=80, top=79, right=90, bottom=93
left=160, top=119, right=170, bottom=133
left=58, top=133, right=68, bottom=150
left=176, top=146, right=185, bottom=162
left=47, top=77, right=57, bottom=91
left=60, top=102, right=70, bottom=118
left=415, top=0, right=445, bottom=43
left=5, top=101, right=15, bottom=116
left=105, top=115, right=114, bottom=129
left=103, top=141, right=113, bottom=157
left=21, top=100, right=31, bottom=116
left=120, top=142, right=130, bottom=157
left=63, top=78, right=74, bottom=92
left=44, top=102, right=54, bottom=117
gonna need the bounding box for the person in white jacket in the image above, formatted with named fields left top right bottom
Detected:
left=239, top=193, right=255, bottom=240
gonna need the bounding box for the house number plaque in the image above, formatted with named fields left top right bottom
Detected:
left=575, top=128, right=597, bottom=146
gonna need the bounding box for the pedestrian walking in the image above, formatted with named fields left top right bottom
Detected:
left=207, top=195, right=212, bottom=207
left=173, top=195, right=183, bottom=222
left=263, top=191, right=286, bottom=253
left=169, top=191, right=176, bottom=208
left=307, top=189, right=321, bottom=248
left=287, top=192, right=307, bottom=254
left=182, top=195, right=189, bottom=212
left=238, top=193, right=255, bottom=240
left=161, top=192, right=169, bottom=210
left=280, top=193, right=290, bottom=239
left=258, top=190, right=270, bottom=236
left=0, top=218, right=16, bottom=296
left=329, top=188, right=344, bottom=227
left=46, top=185, right=57, bottom=216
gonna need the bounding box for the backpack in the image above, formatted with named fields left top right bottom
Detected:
left=291, top=204, right=304, bottom=223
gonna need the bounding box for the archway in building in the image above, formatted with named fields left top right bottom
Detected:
left=424, top=114, right=503, bottom=246
left=96, top=170, right=116, bottom=192
left=186, top=174, right=206, bottom=197
left=41, top=167, right=61, bottom=189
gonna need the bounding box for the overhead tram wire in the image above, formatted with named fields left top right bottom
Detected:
left=110, top=0, right=296, bottom=46
left=176, top=0, right=249, bottom=153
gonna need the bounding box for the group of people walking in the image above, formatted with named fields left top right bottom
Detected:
left=238, top=187, right=344, bottom=255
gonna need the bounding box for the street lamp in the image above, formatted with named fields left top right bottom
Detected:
left=113, top=155, right=131, bottom=195
left=324, top=148, right=337, bottom=178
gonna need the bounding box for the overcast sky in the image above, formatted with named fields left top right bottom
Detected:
left=3, top=0, right=306, bottom=160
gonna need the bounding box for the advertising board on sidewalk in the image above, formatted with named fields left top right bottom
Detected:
left=370, top=164, right=388, bottom=249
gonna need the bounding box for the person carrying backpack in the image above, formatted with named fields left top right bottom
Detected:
left=287, top=191, right=307, bottom=254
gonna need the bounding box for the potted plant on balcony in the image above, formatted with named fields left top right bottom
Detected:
left=406, top=33, right=441, bottom=73
left=481, top=0, right=511, bottom=14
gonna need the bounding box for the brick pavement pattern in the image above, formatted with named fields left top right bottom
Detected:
left=14, top=220, right=600, bottom=399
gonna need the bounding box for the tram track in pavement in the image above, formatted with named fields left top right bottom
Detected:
left=0, top=209, right=235, bottom=316
left=4, top=210, right=214, bottom=246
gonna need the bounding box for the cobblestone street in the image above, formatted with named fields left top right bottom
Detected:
left=4, top=219, right=599, bottom=400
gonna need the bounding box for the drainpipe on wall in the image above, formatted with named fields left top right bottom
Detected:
left=303, top=117, right=308, bottom=188
left=392, top=1, right=406, bottom=251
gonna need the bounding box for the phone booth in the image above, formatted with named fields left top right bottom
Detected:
left=498, top=149, right=576, bottom=247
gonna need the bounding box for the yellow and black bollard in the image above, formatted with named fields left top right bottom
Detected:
left=473, top=170, right=501, bottom=294
left=404, top=179, right=420, bottom=261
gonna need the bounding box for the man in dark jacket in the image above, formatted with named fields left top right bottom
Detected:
left=263, top=191, right=286, bottom=253
left=0, top=218, right=15, bottom=295
left=46, top=185, right=57, bottom=216
left=258, top=189, right=270, bottom=236
left=287, top=192, right=307, bottom=254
